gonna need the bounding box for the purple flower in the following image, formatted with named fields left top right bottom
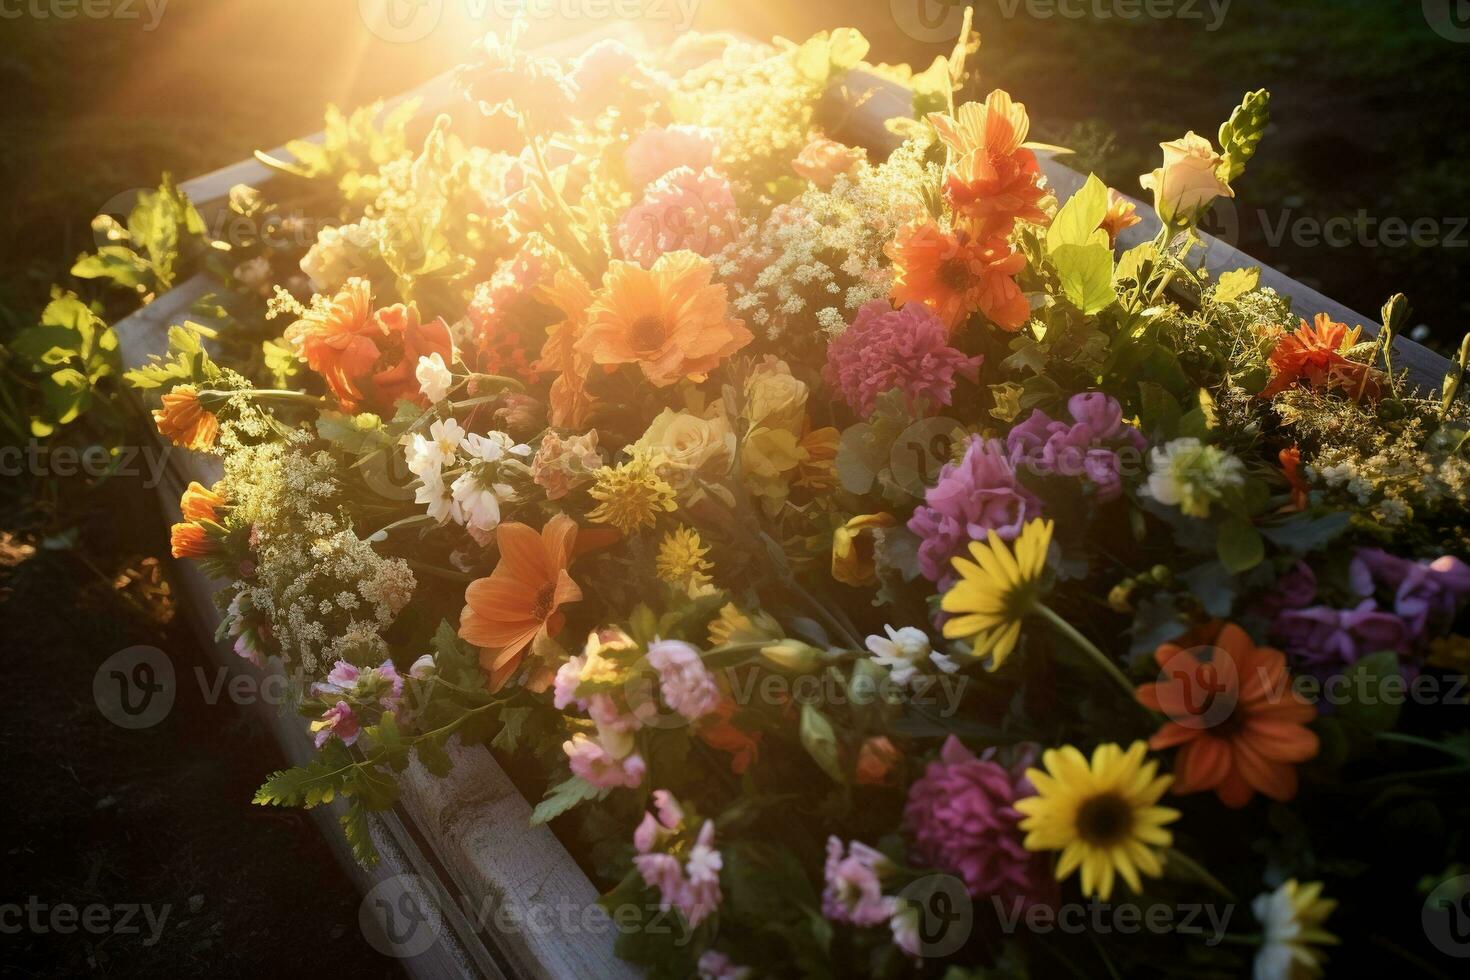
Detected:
left=1352, top=548, right=1470, bottom=641
left=312, top=701, right=360, bottom=749
left=1004, top=393, right=1144, bottom=503
left=824, top=301, right=982, bottom=418
left=1273, top=600, right=1411, bottom=676
left=822, top=837, right=896, bottom=926
left=1255, top=562, right=1318, bottom=619
left=903, top=736, right=1052, bottom=907
left=908, top=437, right=1042, bottom=588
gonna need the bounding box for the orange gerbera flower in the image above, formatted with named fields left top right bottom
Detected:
left=287, top=278, right=453, bottom=412
left=929, top=90, right=1049, bottom=239
left=153, top=385, right=219, bottom=451
left=1136, top=623, right=1318, bottom=809
left=1099, top=191, right=1142, bottom=246
left=459, top=513, right=617, bottom=690
left=887, top=220, right=1029, bottom=332
left=1260, top=313, right=1377, bottom=399
left=180, top=481, right=226, bottom=523
left=576, top=251, right=752, bottom=388
left=170, top=522, right=214, bottom=560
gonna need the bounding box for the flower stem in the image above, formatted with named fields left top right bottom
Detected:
left=1035, top=602, right=1138, bottom=703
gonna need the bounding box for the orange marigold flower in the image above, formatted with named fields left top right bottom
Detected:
left=286, top=278, right=453, bottom=412
left=153, top=385, right=218, bottom=451
left=576, top=251, right=752, bottom=388
left=1260, top=313, right=1377, bottom=399
left=180, top=481, right=226, bottom=523
left=169, top=522, right=213, bottom=560
left=887, top=220, right=1029, bottom=333
left=697, top=696, right=760, bottom=775
left=459, top=513, right=616, bottom=690
left=929, top=90, right=1049, bottom=239
left=1099, top=191, right=1142, bottom=246
left=1136, top=623, right=1318, bottom=808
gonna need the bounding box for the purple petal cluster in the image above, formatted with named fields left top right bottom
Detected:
left=1005, top=392, right=1147, bottom=502
left=1351, top=548, right=1470, bottom=642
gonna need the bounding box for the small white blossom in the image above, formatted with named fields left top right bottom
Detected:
left=864, top=625, right=954, bottom=687
left=416, top=352, right=454, bottom=403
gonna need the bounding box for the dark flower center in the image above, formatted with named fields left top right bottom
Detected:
left=628, top=314, right=667, bottom=352
left=938, top=257, right=974, bottom=292
left=1076, top=792, right=1134, bottom=847
left=532, top=583, right=557, bottom=621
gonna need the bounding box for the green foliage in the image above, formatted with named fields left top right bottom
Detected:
left=530, top=775, right=606, bottom=826
left=255, top=99, right=420, bottom=208
left=72, top=175, right=206, bottom=295
left=1216, top=89, right=1270, bottom=184
left=8, top=291, right=120, bottom=436
left=122, top=322, right=219, bottom=390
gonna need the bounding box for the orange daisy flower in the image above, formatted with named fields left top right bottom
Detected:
left=1136, top=623, right=1318, bottom=809
left=170, top=523, right=214, bottom=560
left=575, top=251, right=752, bottom=388
left=929, top=90, right=1049, bottom=239
left=887, top=220, right=1029, bottom=332
left=153, top=385, right=219, bottom=451
left=459, top=513, right=617, bottom=690
left=1260, top=313, right=1377, bottom=399
left=287, top=278, right=452, bottom=412
left=180, top=481, right=226, bottom=523
left=535, top=268, right=598, bottom=428
left=1099, top=191, right=1142, bottom=246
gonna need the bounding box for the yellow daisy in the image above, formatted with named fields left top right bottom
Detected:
left=587, top=450, right=677, bottom=535
left=1014, top=741, right=1180, bottom=901
left=939, top=517, right=1053, bottom=670
left=656, top=525, right=714, bottom=596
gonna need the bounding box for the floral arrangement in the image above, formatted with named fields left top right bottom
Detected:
left=133, top=17, right=1470, bottom=979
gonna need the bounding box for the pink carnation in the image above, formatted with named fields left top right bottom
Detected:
left=616, top=167, right=739, bottom=269
left=633, top=802, right=723, bottom=928
left=625, top=124, right=718, bottom=190
left=564, top=733, right=646, bottom=789
left=903, top=736, right=1051, bottom=907
left=825, top=301, right=982, bottom=417
left=822, top=837, right=896, bottom=926
left=646, top=639, right=720, bottom=721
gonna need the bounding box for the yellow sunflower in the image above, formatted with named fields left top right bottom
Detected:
left=939, top=517, right=1052, bottom=670
left=1014, top=741, right=1179, bottom=901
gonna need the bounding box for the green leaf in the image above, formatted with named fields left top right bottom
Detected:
left=1336, top=651, right=1402, bottom=734
left=491, top=706, right=534, bottom=754
left=530, top=775, right=605, bottom=826
left=70, top=246, right=153, bottom=290
left=1212, top=267, right=1259, bottom=304
left=1216, top=518, right=1264, bottom=573
left=341, top=800, right=380, bottom=868
left=368, top=712, right=409, bottom=772
left=254, top=741, right=355, bottom=808
left=414, top=736, right=453, bottom=778
left=1259, top=512, right=1351, bottom=554
left=799, top=702, right=844, bottom=783
left=1047, top=174, right=1111, bottom=253
left=1052, top=243, right=1117, bottom=315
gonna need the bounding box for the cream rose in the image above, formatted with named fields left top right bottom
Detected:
left=633, top=408, right=735, bottom=488
left=744, top=356, right=808, bottom=434
left=1139, top=132, right=1234, bottom=226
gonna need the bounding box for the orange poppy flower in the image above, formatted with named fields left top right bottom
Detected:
left=1136, top=623, right=1318, bottom=808
left=929, top=90, right=1049, bottom=239
left=887, top=220, right=1029, bottom=332
left=287, top=278, right=452, bottom=412
left=170, top=523, right=213, bottom=560
left=575, top=251, right=752, bottom=388
left=153, top=385, right=219, bottom=451
left=180, top=481, right=226, bottom=523
left=1260, top=313, right=1377, bottom=399
left=459, top=513, right=617, bottom=690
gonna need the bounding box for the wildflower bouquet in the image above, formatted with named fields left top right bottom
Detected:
left=137, top=18, right=1470, bottom=978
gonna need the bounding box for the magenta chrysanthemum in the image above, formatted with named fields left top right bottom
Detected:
left=908, top=436, right=1042, bottom=587
left=903, top=736, right=1051, bottom=906
left=616, top=166, right=740, bottom=269
left=824, top=301, right=982, bottom=418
